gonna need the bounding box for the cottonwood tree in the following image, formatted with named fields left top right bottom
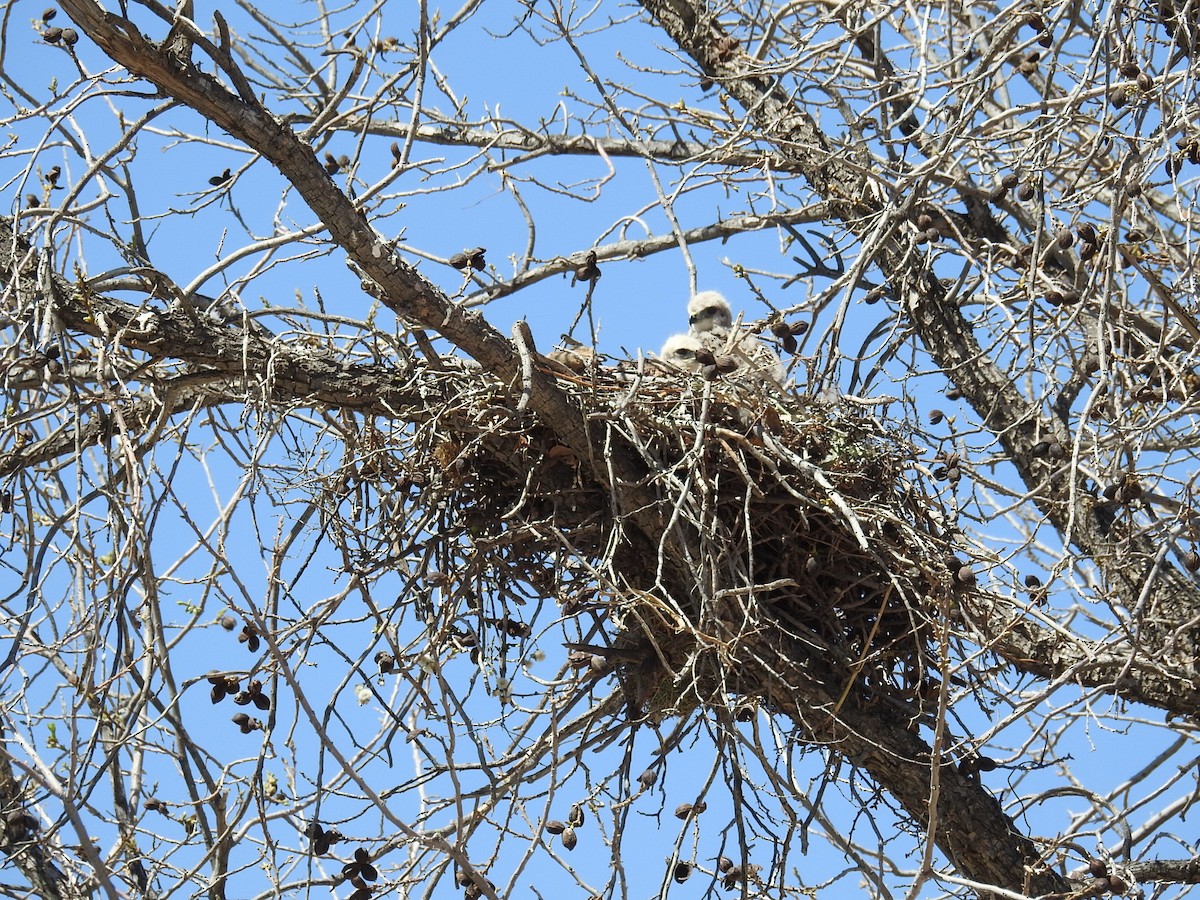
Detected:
left=3, top=0, right=1200, bottom=897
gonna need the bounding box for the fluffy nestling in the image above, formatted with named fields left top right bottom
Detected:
left=685, top=290, right=785, bottom=384
left=658, top=333, right=703, bottom=372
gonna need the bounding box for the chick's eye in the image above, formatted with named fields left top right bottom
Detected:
left=675, top=349, right=695, bottom=360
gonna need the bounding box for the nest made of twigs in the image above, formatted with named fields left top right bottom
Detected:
left=327, top=357, right=969, bottom=721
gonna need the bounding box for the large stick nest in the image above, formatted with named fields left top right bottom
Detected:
left=323, top=357, right=969, bottom=725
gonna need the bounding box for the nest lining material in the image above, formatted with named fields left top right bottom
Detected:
left=328, top=359, right=967, bottom=720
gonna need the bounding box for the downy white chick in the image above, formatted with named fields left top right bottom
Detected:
left=658, top=333, right=704, bottom=373
left=686, top=290, right=785, bottom=384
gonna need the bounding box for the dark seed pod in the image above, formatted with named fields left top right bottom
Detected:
left=24, top=193, right=39, bottom=209
left=220, top=614, right=236, bottom=630
left=781, top=333, right=798, bottom=354
left=1125, top=228, right=1146, bottom=242
left=43, top=25, right=63, bottom=42
left=1079, top=242, right=1098, bottom=262
left=1088, top=858, right=1109, bottom=878
left=1018, top=61, right=1037, bottom=76
left=1076, top=222, right=1097, bottom=243
left=976, top=755, right=998, bottom=771
left=1047, top=441, right=1066, bottom=459
left=1183, top=551, right=1200, bottom=572
left=864, top=285, right=888, bottom=304
left=1017, top=182, right=1036, bottom=201
left=989, top=184, right=1009, bottom=202
left=945, top=386, right=962, bottom=400
left=1107, top=874, right=1129, bottom=894
left=1024, top=12, right=1047, bottom=30
left=693, top=800, right=707, bottom=814
left=734, top=703, right=755, bottom=722
left=1166, top=155, right=1182, bottom=177
left=674, top=803, right=694, bottom=819
left=1055, top=229, right=1074, bottom=248
left=694, top=347, right=716, bottom=366
left=238, top=624, right=261, bottom=652
left=1110, top=85, right=1128, bottom=108
left=713, top=355, right=738, bottom=374
left=1118, top=61, right=1141, bottom=78
left=1044, top=290, right=1064, bottom=306
left=1001, top=172, right=1020, bottom=189
left=561, top=827, right=577, bottom=850
left=916, top=213, right=933, bottom=230
left=352, top=847, right=377, bottom=881
left=1024, top=574, right=1042, bottom=588
left=915, top=230, right=930, bottom=245
left=60, top=27, right=78, bottom=45
left=637, top=768, right=657, bottom=790
left=717, top=856, right=734, bottom=873
left=42, top=7, right=57, bottom=20
left=323, top=151, right=339, bottom=174
left=1126, top=181, right=1142, bottom=197
left=449, top=247, right=486, bottom=270
left=1136, top=72, right=1154, bottom=91
left=699, top=78, right=714, bottom=91
left=208, top=168, right=232, bottom=187
left=924, top=227, right=940, bottom=242
left=1037, top=30, right=1053, bottom=47
left=1025, top=50, right=1041, bottom=64
left=567, top=804, right=585, bottom=827
left=929, top=409, right=944, bottom=425
left=673, top=861, right=691, bottom=883
left=955, top=565, right=976, bottom=586
left=375, top=650, right=395, bottom=673
left=144, top=797, right=166, bottom=812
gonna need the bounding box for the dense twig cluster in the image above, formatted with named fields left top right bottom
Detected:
left=324, top=359, right=964, bottom=727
